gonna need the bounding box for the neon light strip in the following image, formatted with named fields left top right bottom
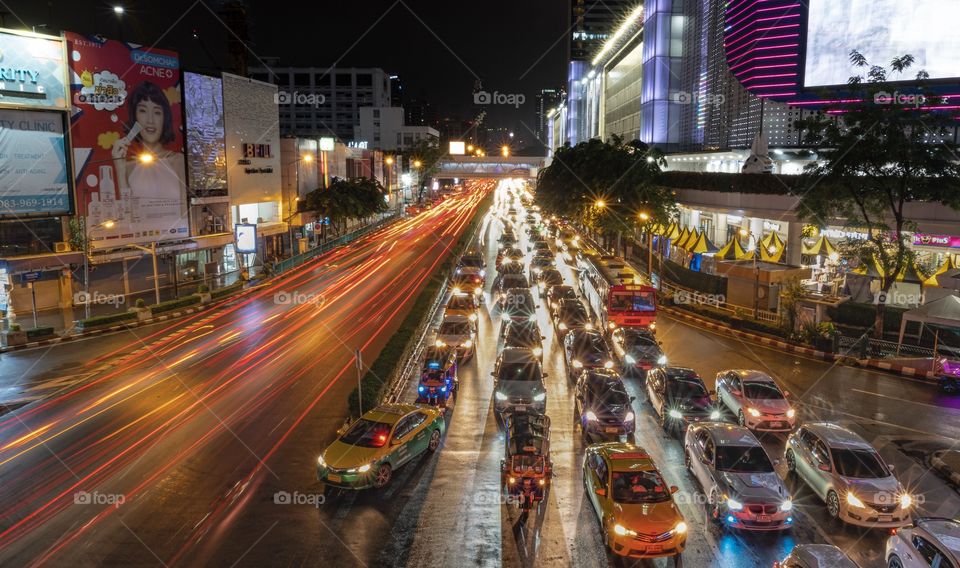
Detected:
left=726, top=35, right=801, bottom=58
left=729, top=52, right=796, bottom=71
left=725, top=24, right=800, bottom=51
left=740, top=73, right=798, bottom=83
left=726, top=0, right=770, bottom=21
left=757, top=92, right=797, bottom=98
left=727, top=3, right=801, bottom=30
left=732, top=63, right=798, bottom=78
left=747, top=82, right=801, bottom=89
left=727, top=43, right=799, bottom=64
left=726, top=13, right=800, bottom=41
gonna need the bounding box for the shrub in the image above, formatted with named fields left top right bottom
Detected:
left=135, top=298, right=146, bottom=308
left=150, top=296, right=200, bottom=315
left=9, top=323, right=21, bottom=332
left=26, top=326, right=55, bottom=340
left=78, top=311, right=137, bottom=329
left=198, top=284, right=210, bottom=293
left=211, top=282, right=243, bottom=299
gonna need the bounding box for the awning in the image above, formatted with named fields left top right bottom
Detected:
left=761, top=231, right=785, bottom=252
left=760, top=232, right=785, bottom=263
left=674, top=228, right=692, bottom=249
left=802, top=235, right=837, bottom=257
left=853, top=256, right=937, bottom=286
left=665, top=222, right=680, bottom=240
left=898, top=295, right=960, bottom=344
left=688, top=231, right=718, bottom=254
left=715, top=237, right=749, bottom=260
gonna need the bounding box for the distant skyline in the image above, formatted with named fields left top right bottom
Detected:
left=1, top=0, right=568, bottom=147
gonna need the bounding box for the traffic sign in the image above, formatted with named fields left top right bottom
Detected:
left=20, top=271, right=42, bottom=284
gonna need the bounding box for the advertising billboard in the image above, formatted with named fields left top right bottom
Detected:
left=805, top=0, right=960, bottom=88
left=183, top=72, right=226, bottom=193
left=0, top=108, right=70, bottom=216
left=65, top=32, right=188, bottom=248
left=0, top=29, right=69, bottom=110
left=221, top=73, right=281, bottom=205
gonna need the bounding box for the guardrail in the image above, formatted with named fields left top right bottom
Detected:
left=837, top=334, right=937, bottom=359
left=271, top=214, right=399, bottom=276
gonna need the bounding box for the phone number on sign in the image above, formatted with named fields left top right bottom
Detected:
left=0, top=197, right=68, bottom=211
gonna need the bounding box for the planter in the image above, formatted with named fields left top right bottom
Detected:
left=813, top=336, right=834, bottom=353
left=129, top=307, right=152, bottom=322
left=197, top=292, right=212, bottom=304
left=1, top=330, right=27, bottom=347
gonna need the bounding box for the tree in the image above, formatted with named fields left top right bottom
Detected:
left=794, top=51, right=960, bottom=337
left=536, top=137, right=673, bottom=250
left=403, top=138, right=445, bottom=203
left=301, top=177, right=389, bottom=236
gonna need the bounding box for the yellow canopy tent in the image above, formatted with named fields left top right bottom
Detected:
left=682, top=229, right=701, bottom=251
left=802, top=235, right=837, bottom=257
left=688, top=231, right=719, bottom=254
left=651, top=223, right=666, bottom=236
left=853, top=256, right=938, bottom=286
left=665, top=222, right=680, bottom=240
left=761, top=231, right=785, bottom=251
left=674, top=227, right=692, bottom=249
left=760, top=241, right=785, bottom=263
left=714, top=237, right=749, bottom=260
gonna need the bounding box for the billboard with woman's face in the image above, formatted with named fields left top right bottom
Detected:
left=66, top=32, right=188, bottom=248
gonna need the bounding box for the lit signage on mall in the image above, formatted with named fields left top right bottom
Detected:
left=913, top=234, right=960, bottom=248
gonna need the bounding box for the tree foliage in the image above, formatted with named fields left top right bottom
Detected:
left=301, top=176, right=389, bottom=234
left=794, top=50, right=960, bottom=336
left=536, top=137, right=673, bottom=240
left=402, top=137, right=445, bottom=202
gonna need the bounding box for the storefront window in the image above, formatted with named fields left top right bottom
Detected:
left=0, top=218, right=64, bottom=257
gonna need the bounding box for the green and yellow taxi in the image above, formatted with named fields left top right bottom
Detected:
left=583, top=442, right=687, bottom=562
left=317, top=403, right=445, bottom=490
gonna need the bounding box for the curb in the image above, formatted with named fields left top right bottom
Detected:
left=660, top=304, right=940, bottom=381
left=931, top=451, right=960, bottom=486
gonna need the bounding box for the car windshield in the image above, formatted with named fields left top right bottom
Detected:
left=420, top=370, right=446, bottom=384
left=624, top=332, right=657, bottom=349
left=460, top=256, right=483, bottom=268
left=502, top=276, right=527, bottom=287
left=668, top=379, right=708, bottom=400
left=611, top=471, right=672, bottom=504
left=339, top=419, right=392, bottom=448
left=453, top=273, right=481, bottom=285
left=832, top=449, right=889, bottom=478
left=610, top=291, right=656, bottom=312
left=715, top=445, right=774, bottom=473
left=743, top=382, right=784, bottom=400
left=499, top=362, right=542, bottom=381
left=440, top=322, right=471, bottom=335
left=507, top=325, right=539, bottom=344
left=574, top=335, right=607, bottom=353
left=589, top=386, right=630, bottom=409
left=448, top=296, right=473, bottom=310
left=561, top=305, right=587, bottom=320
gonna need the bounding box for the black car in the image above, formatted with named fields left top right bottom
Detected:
left=500, top=288, right=537, bottom=329
left=553, top=298, right=592, bottom=338
left=546, top=285, right=578, bottom=315
left=528, top=239, right=552, bottom=254
left=610, top=328, right=666, bottom=377
left=575, top=369, right=636, bottom=441
left=499, top=231, right=518, bottom=246
left=498, top=261, right=525, bottom=276
left=503, top=320, right=546, bottom=361
left=646, top=367, right=721, bottom=433
left=458, top=251, right=485, bottom=273
left=563, top=329, right=615, bottom=378
left=528, top=256, right=557, bottom=281
left=535, top=268, right=564, bottom=294
left=496, top=246, right=524, bottom=268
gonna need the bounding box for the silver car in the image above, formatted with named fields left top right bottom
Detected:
left=775, top=544, right=860, bottom=568
left=886, top=517, right=960, bottom=568
left=785, top=422, right=914, bottom=528
left=715, top=369, right=797, bottom=432
left=684, top=423, right=794, bottom=531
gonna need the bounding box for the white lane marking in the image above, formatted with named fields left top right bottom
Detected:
left=850, top=388, right=956, bottom=411
left=800, top=401, right=956, bottom=440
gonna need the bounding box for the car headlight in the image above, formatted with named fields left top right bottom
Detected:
left=726, top=498, right=744, bottom=511
left=613, top=523, right=635, bottom=536
left=673, top=521, right=688, bottom=534
left=357, top=464, right=372, bottom=473
left=479, top=270, right=486, bottom=278
left=624, top=354, right=636, bottom=365
left=604, top=360, right=614, bottom=369
left=585, top=410, right=598, bottom=421
left=585, top=323, right=594, bottom=330
left=846, top=492, right=865, bottom=508
left=624, top=411, right=635, bottom=422
left=474, top=288, right=482, bottom=296
left=608, top=322, right=616, bottom=330
left=780, top=499, right=793, bottom=512
left=532, top=347, right=543, bottom=357
left=710, top=410, right=722, bottom=420
left=572, top=359, right=583, bottom=368
left=649, top=322, right=656, bottom=331
left=539, top=283, right=546, bottom=291
left=899, top=494, right=913, bottom=509
left=463, top=339, right=473, bottom=348
left=533, top=392, right=546, bottom=402
left=495, top=392, right=508, bottom=401
left=418, top=386, right=425, bottom=393
left=317, top=455, right=326, bottom=467
left=452, top=287, right=461, bottom=295
left=529, top=316, right=537, bottom=322
left=558, top=322, right=567, bottom=330
left=747, top=407, right=761, bottom=417
left=786, top=408, right=796, bottom=418
left=469, top=313, right=478, bottom=322
left=435, top=340, right=446, bottom=347
left=657, top=355, right=668, bottom=365
left=669, top=409, right=683, bottom=419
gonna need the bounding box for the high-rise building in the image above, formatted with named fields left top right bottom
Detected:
left=390, top=75, right=403, bottom=107
left=404, top=98, right=436, bottom=128
left=535, top=88, right=563, bottom=143
left=248, top=66, right=392, bottom=142
left=567, top=0, right=637, bottom=62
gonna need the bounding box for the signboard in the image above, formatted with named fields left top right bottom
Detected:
left=65, top=32, right=188, bottom=248
left=222, top=73, right=280, bottom=205
left=0, top=267, right=8, bottom=312
left=319, top=137, right=335, bottom=152
left=0, top=29, right=69, bottom=109
left=449, top=141, right=466, bottom=155
left=235, top=223, right=257, bottom=253
left=20, top=271, right=41, bottom=283
left=805, top=1, right=960, bottom=88
left=913, top=234, right=960, bottom=249
left=0, top=108, right=71, bottom=217
left=183, top=72, right=226, bottom=193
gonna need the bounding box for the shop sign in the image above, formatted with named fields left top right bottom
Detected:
left=912, top=234, right=960, bottom=248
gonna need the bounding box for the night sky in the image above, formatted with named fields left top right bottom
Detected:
left=2, top=0, right=568, bottom=147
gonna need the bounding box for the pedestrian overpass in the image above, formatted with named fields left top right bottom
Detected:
left=437, top=156, right=547, bottom=180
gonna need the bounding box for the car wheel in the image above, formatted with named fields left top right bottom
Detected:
left=888, top=555, right=904, bottom=568
left=673, top=554, right=684, bottom=568
left=373, top=463, right=393, bottom=489
left=427, top=429, right=441, bottom=452
left=826, top=490, right=841, bottom=519
left=785, top=449, right=797, bottom=474
left=709, top=490, right=723, bottom=524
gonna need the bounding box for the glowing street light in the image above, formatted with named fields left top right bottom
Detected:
left=113, top=5, right=124, bottom=14
left=595, top=200, right=606, bottom=209
left=385, top=156, right=394, bottom=166
left=638, top=212, right=650, bottom=222
left=467, top=144, right=474, bottom=152
left=302, top=153, right=314, bottom=163
left=413, top=159, right=422, bottom=169
left=501, top=145, right=510, bottom=157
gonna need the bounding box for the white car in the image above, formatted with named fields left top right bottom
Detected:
left=785, top=422, right=913, bottom=528
left=434, top=315, right=475, bottom=359
left=775, top=544, right=860, bottom=568
left=886, top=517, right=960, bottom=568
left=715, top=369, right=796, bottom=432
left=684, top=423, right=794, bottom=531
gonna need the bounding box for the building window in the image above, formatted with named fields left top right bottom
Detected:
left=357, top=73, right=373, bottom=87
left=294, top=73, right=312, bottom=86
left=336, top=73, right=352, bottom=87
left=373, top=109, right=380, bottom=118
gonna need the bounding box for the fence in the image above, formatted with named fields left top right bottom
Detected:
left=271, top=214, right=398, bottom=276
left=837, top=334, right=937, bottom=359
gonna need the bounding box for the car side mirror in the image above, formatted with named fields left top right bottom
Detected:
left=541, top=336, right=547, bottom=340
left=887, top=463, right=895, bottom=471
left=773, top=459, right=781, bottom=466
left=783, top=390, right=791, bottom=397
left=595, top=487, right=607, bottom=497
left=630, top=396, right=636, bottom=402
left=542, top=372, right=549, bottom=378
left=390, top=438, right=401, bottom=446
left=817, top=463, right=831, bottom=472
left=670, top=485, right=679, bottom=494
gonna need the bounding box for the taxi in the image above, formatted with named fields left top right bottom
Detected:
left=317, top=403, right=445, bottom=491
left=583, top=442, right=687, bottom=562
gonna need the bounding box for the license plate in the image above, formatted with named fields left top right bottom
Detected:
left=327, top=474, right=341, bottom=483
left=758, top=514, right=771, bottom=522
left=605, top=427, right=620, bottom=433
left=879, top=514, right=892, bottom=522
left=646, top=545, right=663, bottom=554
left=514, top=405, right=526, bottom=412
left=770, top=421, right=783, bottom=428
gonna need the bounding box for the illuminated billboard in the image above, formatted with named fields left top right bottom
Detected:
left=449, top=141, right=465, bottom=155
left=804, top=0, right=960, bottom=88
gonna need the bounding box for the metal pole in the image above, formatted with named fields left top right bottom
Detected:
left=647, top=231, right=653, bottom=278
left=151, top=243, right=160, bottom=306
left=30, top=282, right=37, bottom=328
left=355, top=348, right=363, bottom=416
left=83, top=230, right=91, bottom=319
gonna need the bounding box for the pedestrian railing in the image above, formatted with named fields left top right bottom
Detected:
left=271, top=214, right=399, bottom=276
left=837, top=334, right=936, bottom=359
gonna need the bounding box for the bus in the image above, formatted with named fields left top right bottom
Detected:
left=577, top=252, right=657, bottom=332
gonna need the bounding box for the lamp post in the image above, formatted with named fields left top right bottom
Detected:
left=639, top=211, right=653, bottom=282
left=128, top=242, right=161, bottom=306
left=82, top=219, right=116, bottom=319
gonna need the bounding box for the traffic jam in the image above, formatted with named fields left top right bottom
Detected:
left=314, top=180, right=952, bottom=567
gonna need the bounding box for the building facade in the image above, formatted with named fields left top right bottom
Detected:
left=355, top=107, right=440, bottom=152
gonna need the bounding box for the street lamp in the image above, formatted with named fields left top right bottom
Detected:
left=113, top=5, right=124, bottom=14
left=595, top=200, right=606, bottom=209
left=501, top=145, right=510, bottom=157
left=302, top=153, right=314, bottom=163
left=638, top=211, right=654, bottom=280
left=82, top=219, right=116, bottom=319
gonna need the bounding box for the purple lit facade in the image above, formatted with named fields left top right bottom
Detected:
left=724, top=0, right=804, bottom=102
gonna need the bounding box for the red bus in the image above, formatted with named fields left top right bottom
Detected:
left=577, top=252, right=657, bottom=332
